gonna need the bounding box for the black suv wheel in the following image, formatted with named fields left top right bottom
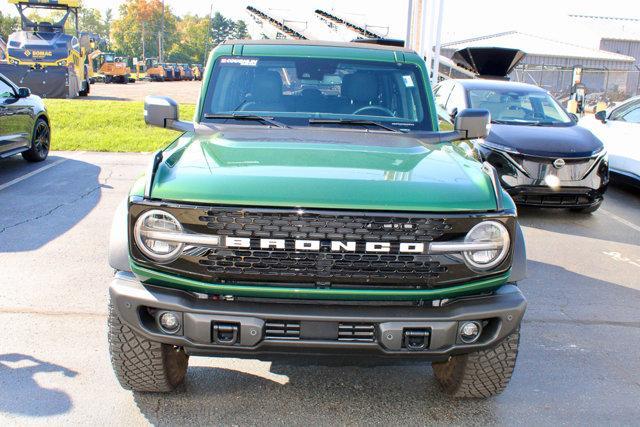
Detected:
left=432, top=329, right=520, bottom=398
left=108, top=300, right=189, bottom=392
left=22, top=118, right=50, bottom=162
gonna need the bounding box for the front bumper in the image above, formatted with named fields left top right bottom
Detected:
left=479, top=146, right=608, bottom=208
left=508, top=186, right=604, bottom=208
left=110, top=272, right=526, bottom=361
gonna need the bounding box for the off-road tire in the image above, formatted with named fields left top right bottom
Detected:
left=432, top=329, right=520, bottom=398
left=108, top=302, right=189, bottom=392
left=571, top=201, right=602, bottom=214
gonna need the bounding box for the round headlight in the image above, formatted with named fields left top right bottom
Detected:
left=463, top=221, right=510, bottom=270
left=134, top=210, right=184, bottom=263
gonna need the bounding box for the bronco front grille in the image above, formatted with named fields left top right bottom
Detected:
left=195, top=208, right=457, bottom=286
left=129, top=204, right=515, bottom=289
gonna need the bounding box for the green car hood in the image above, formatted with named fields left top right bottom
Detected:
left=149, top=127, right=500, bottom=212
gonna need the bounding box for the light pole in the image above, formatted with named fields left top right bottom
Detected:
left=158, top=0, right=165, bottom=62
left=204, top=3, right=213, bottom=64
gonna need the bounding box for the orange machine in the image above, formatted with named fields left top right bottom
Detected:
left=90, top=51, right=133, bottom=84
left=145, top=58, right=168, bottom=81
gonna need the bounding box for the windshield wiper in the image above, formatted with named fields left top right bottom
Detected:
left=308, top=118, right=402, bottom=133
left=492, top=119, right=547, bottom=126
left=203, top=113, right=288, bottom=128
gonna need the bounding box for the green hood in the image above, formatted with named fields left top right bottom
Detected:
left=150, top=127, right=500, bottom=212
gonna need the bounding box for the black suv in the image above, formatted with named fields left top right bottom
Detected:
left=0, top=72, right=50, bottom=162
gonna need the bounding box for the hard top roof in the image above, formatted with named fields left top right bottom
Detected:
left=222, top=38, right=415, bottom=54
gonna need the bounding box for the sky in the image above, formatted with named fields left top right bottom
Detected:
left=2, top=0, right=639, bottom=48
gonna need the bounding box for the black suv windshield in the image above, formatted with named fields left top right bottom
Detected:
left=468, top=88, right=572, bottom=126
left=202, top=56, right=433, bottom=131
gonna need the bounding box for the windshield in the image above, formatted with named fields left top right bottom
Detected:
left=468, top=88, right=572, bottom=125
left=202, top=56, right=433, bottom=131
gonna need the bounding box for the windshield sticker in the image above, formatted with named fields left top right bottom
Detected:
left=402, top=75, right=415, bottom=87
left=221, top=58, right=258, bottom=66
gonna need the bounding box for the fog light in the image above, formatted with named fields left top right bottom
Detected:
left=159, top=311, right=181, bottom=333
left=459, top=321, right=481, bottom=343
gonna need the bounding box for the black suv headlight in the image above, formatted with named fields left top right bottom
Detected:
left=134, top=210, right=186, bottom=263
left=462, top=221, right=510, bottom=270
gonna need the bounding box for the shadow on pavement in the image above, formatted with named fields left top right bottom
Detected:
left=0, top=156, right=103, bottom=252
left=132, top=362, right=502, bottom=425
left=0, top=354, right=77, bottom=417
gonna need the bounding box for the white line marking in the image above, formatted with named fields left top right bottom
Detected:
left=600, top=208, right=640, bottom=233
left=0, top=158, right=67, bottom=192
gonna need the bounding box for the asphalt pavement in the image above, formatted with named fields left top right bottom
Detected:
left=85, top=80, right=202, bottom=103
left=0, top=151, right=639, bottom=425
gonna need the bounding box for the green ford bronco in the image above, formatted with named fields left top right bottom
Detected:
left=108, top=40, right=527, bottom=398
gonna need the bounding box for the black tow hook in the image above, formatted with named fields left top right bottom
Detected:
left=403, top=329, right=430, bottom=351
left=213, top=323, right=240, bottom=345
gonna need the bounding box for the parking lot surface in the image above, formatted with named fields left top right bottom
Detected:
left=1, top=152, right=639, bottom=425
left=86, top=80, right=202, bottom=104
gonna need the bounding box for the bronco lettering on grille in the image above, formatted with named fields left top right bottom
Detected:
left=223, top=237, right=426, bottom=254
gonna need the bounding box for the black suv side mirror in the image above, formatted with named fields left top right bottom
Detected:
left=455, top=108, right=490, bottom=139
left=595, top=110, right=607, bottom=123
left=17, top=87, right=31, bottom=98
left=144, top=95, right=194, bottom=132
left=568, top=112, right=579, bottom=123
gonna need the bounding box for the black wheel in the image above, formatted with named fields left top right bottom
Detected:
left=79, top=79, right=90, bottom=96
left=105, top=75, right=112, bottom=84
left=79, top=66, right=90, bottom=96
left=571, top=201, right=602, bottom=214
left=432, top=329, right=520, bottom=398
left=22, top=118, right=50, bottom=163
left=108, top=301, right=188, bottom=392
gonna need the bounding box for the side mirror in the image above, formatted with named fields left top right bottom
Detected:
left=455, top=108, right=490, bottom=139
left=449, top=107, right=458, bottom=120
left=144, top=95, right=194, bottom=132
left=568, top=113, right=579, bottom=123
left=17, top=87, right=31, bottom=98
left=594, top=110, right=607, bottom=124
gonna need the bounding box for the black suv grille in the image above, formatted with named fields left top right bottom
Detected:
left=196, top=208, right=457, bottom=286
left=199, top=209, right=453, bottom=242
left=129, top=204, right=514, bottom=289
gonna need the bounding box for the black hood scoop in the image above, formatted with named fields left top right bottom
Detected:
left=452, top=47, right=526, bottom=79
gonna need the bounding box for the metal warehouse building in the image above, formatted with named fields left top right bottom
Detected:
left=440, top=31, right=638, bottom=101
left=600, top=37, right=640, bottom=66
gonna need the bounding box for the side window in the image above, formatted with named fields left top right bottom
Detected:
left=610, top=102, right=639, bottom=121
left=0, top=79, right=14, bottom=98
left=434, top=82, right=453, bottom=109
left=445, top=85, right=466, bottom=115
left=621, top=106, right=640, bottom=124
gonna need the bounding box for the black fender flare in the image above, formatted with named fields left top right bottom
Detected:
left=509, top=222, right=527, bottom=283
left=108, top=198, right=131, bottom=272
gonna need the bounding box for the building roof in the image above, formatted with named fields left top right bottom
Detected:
left=442, top=31, right=635, bottom=63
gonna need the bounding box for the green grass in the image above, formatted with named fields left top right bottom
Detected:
left=44, top=99, right=196, bottom=152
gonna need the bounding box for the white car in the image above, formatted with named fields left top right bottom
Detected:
left=580, top=96, right=640, bottom=185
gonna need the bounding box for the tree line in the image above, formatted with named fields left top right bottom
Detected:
left=0, top=0, right=249, bottom=64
